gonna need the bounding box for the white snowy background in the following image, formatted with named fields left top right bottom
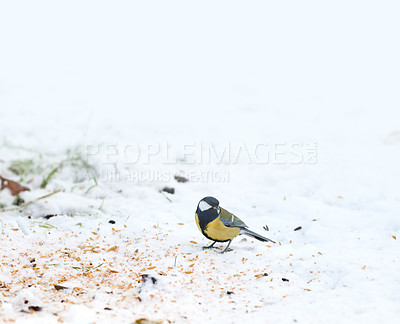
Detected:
left=0, top=1, right=399, bottom=323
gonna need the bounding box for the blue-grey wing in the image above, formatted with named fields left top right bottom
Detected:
left=219, top=208, right=248, bottom=228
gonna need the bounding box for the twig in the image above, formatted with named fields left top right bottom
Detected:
left=0, top=189, right=62, bottom=213
left=99, top=195, right=107, bottom=211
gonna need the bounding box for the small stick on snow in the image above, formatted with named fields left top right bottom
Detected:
left=0, top=189, right=62, bottom=213
left=99, top=195, right=107, bottom=211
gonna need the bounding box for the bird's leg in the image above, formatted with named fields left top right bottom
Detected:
left=202, top=241, right=218, bottom=250
left=220, top=240, right=232, bottom=254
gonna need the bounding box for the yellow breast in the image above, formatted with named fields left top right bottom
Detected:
left=195, top=213, right=202, bottom=232
left=203, top=216, right=240, bottom=242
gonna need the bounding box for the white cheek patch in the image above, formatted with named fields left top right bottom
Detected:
left=199, top=201, right=213, bottom=212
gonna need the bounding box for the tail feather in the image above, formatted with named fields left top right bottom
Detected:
left=241, top=228, right=275, bottom=243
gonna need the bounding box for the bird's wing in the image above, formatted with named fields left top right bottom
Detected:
left=219, top=208, right=248, bottom=228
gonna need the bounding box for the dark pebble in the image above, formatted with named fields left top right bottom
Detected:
left=294, top=226, right=302, bottom=231
left=162, top=187, right=175, bottom=194
left=282, top=278, right=289, bottom=282
left=227, top=291, right=234, bottom=295
left=108, top=220, right=115, bottom=224
left=44, top=214, right=57, bottom=219
left=174, top=175, right=188, bottom=183
left=104, top=307, right=112, bottom=311
left=28, top=306, right=42, bottom=312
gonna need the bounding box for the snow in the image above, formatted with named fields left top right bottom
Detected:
left=1, top=1, right=400, bottom=323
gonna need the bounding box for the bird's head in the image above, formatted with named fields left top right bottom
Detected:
left=197, top=196, right=220, bottom=214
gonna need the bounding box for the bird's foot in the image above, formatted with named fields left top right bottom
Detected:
left=202, top=245, right=219, bottom=250
left=219, top=248, right=233, bottom=254
left=202, top=241, right=217, bottom=250
left=219, top=240, right=233, bottom=254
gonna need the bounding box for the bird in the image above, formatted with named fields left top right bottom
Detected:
left=195, top=196, right=275, bottom=253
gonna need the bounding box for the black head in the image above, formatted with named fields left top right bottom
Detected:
left=197, top=196, right=220, bottom=212
left=196, top=197, right=220, bottom=229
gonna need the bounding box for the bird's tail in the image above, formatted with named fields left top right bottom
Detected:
left=241, top=228, right=275, bottom=243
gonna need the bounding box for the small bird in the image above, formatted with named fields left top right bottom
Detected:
left=195, top=196, right=275, bottom=253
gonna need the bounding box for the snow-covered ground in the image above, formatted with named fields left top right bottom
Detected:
left=1, top=1, right=400, bottom=323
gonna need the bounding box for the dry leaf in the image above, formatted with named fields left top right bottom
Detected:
left=54, top=284, right=68, bottom=291
left=0, top=176, right=30, bottom=196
